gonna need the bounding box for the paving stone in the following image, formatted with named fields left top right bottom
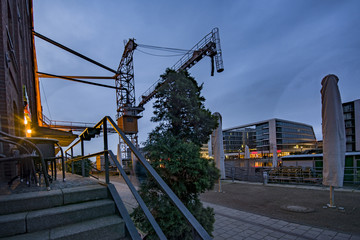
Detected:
left=269, top=231, right=286, bottom=238
left=291, top=229, right=307, bottom=235
left=316, top=235, right=333, bottom=240
left=251, top=234, right=268, bottom=240
left=303, top=230, right=321, bottom=238
left=219, top=232, right=232, bottom=238
left=297, top=225, right=311, bottom=231
left=310, top=227, right=324, bottom=233
left=322, top=230, right=337, bottom=237
left=280, top=234, right=299, bottom=240
left=249, top=225, right=263, bottom=231
left=336, top=233, right=352, bottom=239
left=262, top=236, right=277, bottom=240
left=335, top=237, right=351, bottom=240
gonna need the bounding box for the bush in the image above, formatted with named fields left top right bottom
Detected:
left=66, top=157, right=92, bottom=177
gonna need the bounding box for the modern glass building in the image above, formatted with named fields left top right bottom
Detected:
left=343, top=99, right=360, bottom=152
left=223, top=119, right=317, bottom=159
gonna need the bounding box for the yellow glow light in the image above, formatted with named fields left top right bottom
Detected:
left=24, top=118, right=28, bottom=125
left=27, top=129, right=32, bottom=134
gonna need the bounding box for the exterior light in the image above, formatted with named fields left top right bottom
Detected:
left=27, top=129, right=32, bottom=134
left=24, top=118, right=28, bottom=125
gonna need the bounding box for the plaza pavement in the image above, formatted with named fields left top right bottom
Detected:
left=110, top=180, right=360, bottom=240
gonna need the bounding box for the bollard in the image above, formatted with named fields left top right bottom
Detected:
left=263, top=171, right=268, bottom=185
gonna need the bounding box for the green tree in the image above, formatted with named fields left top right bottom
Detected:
left=131, top=69, right=219, bottom=239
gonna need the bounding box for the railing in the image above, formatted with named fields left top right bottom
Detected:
left=226, top=165, right=360, bottom=186
left=65, top=116, right=212, bottom=240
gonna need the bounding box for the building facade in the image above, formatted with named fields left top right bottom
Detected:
left=343, top=99, right=360, bottom=152
left=0, top=0, right=40, bottom=181
left=0, top=0, right=39, bottom=139
left=223, top=119, right=317, bottom=159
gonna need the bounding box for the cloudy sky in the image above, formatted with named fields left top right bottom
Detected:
left=33, top=0, right=360, bottom=152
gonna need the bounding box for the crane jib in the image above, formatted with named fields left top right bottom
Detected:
left=115, top=27, right=224, bottom=134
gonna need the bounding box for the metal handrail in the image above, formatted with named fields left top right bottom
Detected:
left=65, top=150, right=157, bottom=239
left=65, top=116, right=212, bottom=240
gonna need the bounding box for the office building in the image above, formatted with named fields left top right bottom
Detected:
left=343, top=99, right=360, bottom=152
left=223, top=119, right=317, bottom=159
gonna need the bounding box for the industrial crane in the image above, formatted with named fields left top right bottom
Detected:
left=32, top=28, right=223, bottom=154
left=115, top=28, right=224, bottom=147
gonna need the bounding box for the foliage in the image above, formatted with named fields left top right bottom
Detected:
left=131, top=69, right=219, bottom=239
left=66, top=156, right=92, bottom=177
left=151, top=69, right=218, bottom=146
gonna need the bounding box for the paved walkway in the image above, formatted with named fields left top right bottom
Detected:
left=204, top=202, right=360, bottom=240
left=108, top=180, right=360, bottom=240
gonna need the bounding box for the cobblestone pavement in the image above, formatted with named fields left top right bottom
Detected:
left=108, top=180, right=360, bottom=240
left=203, top=202, right=360, bottom=240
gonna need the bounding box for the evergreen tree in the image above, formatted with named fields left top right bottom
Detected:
left=131, top=69, right=219, bottom=239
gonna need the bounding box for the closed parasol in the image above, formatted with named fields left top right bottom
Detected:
left=321, top=74, right=346, bottom=207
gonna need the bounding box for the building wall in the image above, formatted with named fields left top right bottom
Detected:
left=0, top=0, right=37, bottom=138
left=0, top=0, right=37, bottom=181
left=343, top=99, right=360, bottom=152
left=354, top=100, right=360, bottom=151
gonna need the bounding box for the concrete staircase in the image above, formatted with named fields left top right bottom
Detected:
left=0, top=184, right=127, bottom=239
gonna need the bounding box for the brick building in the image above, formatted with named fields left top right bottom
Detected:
left=0, top=0, right=39, bottom=139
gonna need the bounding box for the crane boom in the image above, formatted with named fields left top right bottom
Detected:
left=115, top=28, right=224, bottom=135
left=138, top=27, right=224, bottom=107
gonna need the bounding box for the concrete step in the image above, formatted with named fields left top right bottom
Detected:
left=0, top=184, right=108, bottom=215
left=27, top=199, right=115, bottom=232
left=3, top=215, right=126, bottom=240
left=0, top=199, right=115, bottom=237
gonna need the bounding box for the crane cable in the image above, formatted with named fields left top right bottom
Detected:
left=40, top=79, right=52, bottom=120
left=136, top=43, right=194, bottom=57
left=136, top=49, right=186, bottom=57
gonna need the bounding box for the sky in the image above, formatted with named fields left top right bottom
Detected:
left=33, top=0, right=360, bottom=153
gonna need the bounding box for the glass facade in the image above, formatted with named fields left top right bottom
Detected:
left=223, top=127, right=256, bottom=153
left=223, top=119, right=317, bottom=157
left=343, top=101, right=356, bottom=152
left=275, top=120, right=316, bottom=152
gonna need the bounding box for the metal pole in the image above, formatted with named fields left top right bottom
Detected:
left=103, top=119, right=109, bottom=184
left=81, top=137, right=85, bottom=177
left=329, top=185, right=335, bottom=207
left=71, top=147, right=74, bottom=174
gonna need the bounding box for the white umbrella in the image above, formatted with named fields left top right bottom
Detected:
left=321, top=74, right=346, bottom=207
left=211, top=112, right=225, bottom=179
left=244, top=145, right=250, bottom=159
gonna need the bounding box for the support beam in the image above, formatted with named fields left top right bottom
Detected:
left=37, top=74, right=115, bottom=80
left=37, top=72, right=120, bottom=90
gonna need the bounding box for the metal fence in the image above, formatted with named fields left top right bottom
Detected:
left=225, top=159, right=360, bottom=186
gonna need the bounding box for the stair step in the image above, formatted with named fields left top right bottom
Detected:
left=0, top=184, right=108, bottom=215
left=0, top=190, right=63, bottom=215
left=0, top=212, right=27, bottom=237
left=62, top=184, right=108, bottom=205
left=27, top=199, right=115, bottom=232
left=3, top=215, right=126, bottom=240
left=0, top=199, right=115, bottom=238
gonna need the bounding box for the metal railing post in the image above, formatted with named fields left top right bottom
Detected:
left=71, top=147, right=74, bottom=174
left=71, top=148, right=74, bottom=173
left=81, top=137, right=85, bottom=177
left=103, top=118, right=109, bottom=184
